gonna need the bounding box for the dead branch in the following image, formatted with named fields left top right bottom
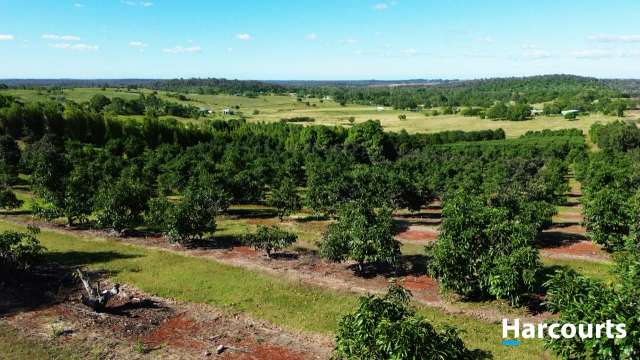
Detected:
left=76, top=269, right=119, bottom=312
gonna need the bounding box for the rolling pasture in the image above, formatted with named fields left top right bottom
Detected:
left=1, top=88, right=623, bottom=138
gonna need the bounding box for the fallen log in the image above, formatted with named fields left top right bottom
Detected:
left=76, top=269, right=120, bottom=311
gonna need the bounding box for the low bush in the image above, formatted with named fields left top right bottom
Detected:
left=333, top=285, right=476, bottom=359
left=244, top=225, right=297, bottom=257
left=0, top=225, right=45, bottom=271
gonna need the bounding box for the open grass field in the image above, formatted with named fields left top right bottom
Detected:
left=1, top=88, right=626, bottom=138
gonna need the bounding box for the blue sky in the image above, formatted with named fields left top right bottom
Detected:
left=1, top=0, right=640, bottom=79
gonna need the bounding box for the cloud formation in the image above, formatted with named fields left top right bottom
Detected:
left=129, top=41, right=148, bottom=48
left=372, top=3, right=388, bottom=10
left=162, top=45, right=201, bottom=53
left=0, top=34, right=14, bottom=41
left=43, top=34, right=80, bottom=41
left=523, top=49, right=551, bottom=59
left=588, top=34, right=640, bottom=43
left=49, top=43, right=98, bottom=51
left=236, top=33, right=252, bottom=41
left=306, top=33, right=318, bottom=41
left=74, top=3, right=84, bottom=8
left=122, top=1, right=153, bottom=7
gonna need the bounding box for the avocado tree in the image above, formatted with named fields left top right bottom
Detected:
left=146, top=175, right=230, bottom=244
left=0, top=226, right=45, bottom=272
left=333, top=285, right=476, bottom=359
left=428, top=192, right=541, bottom=305
left=268, top=178, right=301, bottom=221
left=94, top=174, right=149, bottom=233
left=244, top=225, right=297, bottom=257
left=320, top=201, right=400, bottom=271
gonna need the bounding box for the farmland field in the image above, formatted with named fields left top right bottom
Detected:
left=1, top=88, right=625, bottom=138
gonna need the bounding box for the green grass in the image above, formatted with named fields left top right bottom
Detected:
left=542, top=257, right=615, bottom=283
left=0, top=220, right=551, bottom=359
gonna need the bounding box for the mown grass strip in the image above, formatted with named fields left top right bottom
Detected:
left=0, top=221, right=551, bottom=359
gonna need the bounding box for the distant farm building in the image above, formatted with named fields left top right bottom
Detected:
left=223, top=108, right=234, bottom=115
left=561, top=109, right=580, bottom=116
left=530, top=109, right=544, bottom=116
left=376, top=106, right=385, bottom=111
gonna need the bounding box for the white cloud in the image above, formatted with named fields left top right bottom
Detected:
left=306, top=33, right=318, bottom=41
left=523, top=49, right=551, bottom=59
left=227, top=47, right=233, bottom=52
left=129, top=41, right=148, bottom=48
left=0, top=34, right=14, bottom=41
left=162, top=45, right=201, bottom=53
left=236, top=33, right=252, bottom=41
left=571, top=49, right=616, bottom=59
left=588, top=34, right=640, bottom=43
left=122, top=1, right=153, bottom=7
left=49, top=43, right=98, bottom=51
left=372, top=3, right=388, bottom=10
left=43, top=34, right=80, bottom=41
left=74, top=3, right=84, bottom=7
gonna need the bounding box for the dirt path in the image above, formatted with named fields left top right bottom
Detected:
left=2, top=273, right=331, bottom=360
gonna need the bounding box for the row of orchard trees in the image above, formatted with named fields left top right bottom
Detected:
left=532, top=120, right=640, bottom=358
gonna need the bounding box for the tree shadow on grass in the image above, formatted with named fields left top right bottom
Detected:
left=185, top=234, right=244, bottom=250
left=347, top=254, right=429, bottom=279
left=44, top=251, right=141, bottom=268
left=538, top=231, right=587, bottom=248
left=0, top=209, right=32, bottom=216
left=226, top=207, right=279, bottom=219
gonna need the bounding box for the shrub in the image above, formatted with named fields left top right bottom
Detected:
left=320, top=201, right=399, bottom=270
left=333, top=285, right=475, bottom=360
left=244, top=225, right=297, bottom=257
left=0, top=187, right=22, bottom=210
left=0, top=225, right=45, bottom=271
left=148, top=183, right=230, bottom=244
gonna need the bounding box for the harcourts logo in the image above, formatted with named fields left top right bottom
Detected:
left=501, top=319, right=626, bottom=345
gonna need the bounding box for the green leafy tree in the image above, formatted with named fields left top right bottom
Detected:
left=147, top=177, right=230, bottom=243
left=583, top=187, right=633, bottom=251
left=244, top=225, right=297, bottom=257
left=0, top=188, right=23, bottom=210
left=320, top=201, right=399, bottom=270
left=0, top=135, right=21, bottom=183
left=427, top=192, right=541, bottom=304
left=0, top=226, right=45, bottom=271
left=544, top=243, right=640, bottom=359
left=94, top=174, right=149, bottom=233
left=268, top=179, right=301, bottom=220
left=333, top=285, right=476, bottom=360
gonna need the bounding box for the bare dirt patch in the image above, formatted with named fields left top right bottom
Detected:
left=1, top=267, right=331, bottom=359
left=396, top=228, right=438, bottom=243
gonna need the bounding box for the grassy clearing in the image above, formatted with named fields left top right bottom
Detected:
left=0, top=220, right=550, bottom=359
